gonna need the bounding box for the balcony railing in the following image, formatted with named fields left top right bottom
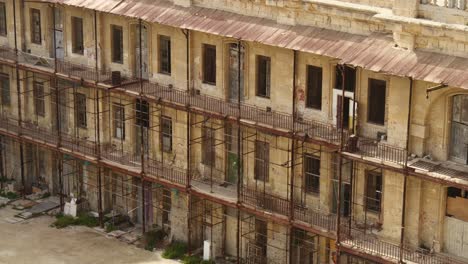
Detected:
left=294, top=205, right=337, bottom=232
left=241, top=187, right=290, bottom=216
left=344, top=136, right=408, bottom=166
left=145, top=158, right=187, bottom=186
left=421, top=0, right=467, bottom=10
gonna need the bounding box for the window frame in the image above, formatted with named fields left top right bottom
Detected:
left=256, top=55, right=271, bottom=98
left=71, top=16, right=84, bottom=55
left=161, top=115, right=173, bottom=153
left=304, top=154, right=320, bottom=195
left=158, top=35, right=171, bottom=75
left=367, top=78, right=387, bottom=126
left=135, top=99, right=149, bottom=128
left=202, top=44, right=217, bottom=85
left=306, top=65, right=323, bottom=110
left=0, top=2, right=7, bottom=36
left=202, top=125, right=215, bottom=166
left=365, top=170, right=383, bottom=213
left=33, top=81, right=45, bottom=117
left=30, top=8, right=41, bottom=45
left=75, top=92, right=87, bottom=128
left=112, top=103, right=125, bottom=140
left=111, top=25, right=123, bottom=64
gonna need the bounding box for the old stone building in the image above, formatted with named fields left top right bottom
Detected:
left=0, top=0, right=467, bottom=263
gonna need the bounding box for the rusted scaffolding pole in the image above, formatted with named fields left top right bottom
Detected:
left=288, top=49, right=297, bottom=264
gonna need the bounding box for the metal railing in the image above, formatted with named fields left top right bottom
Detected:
left=145, top=158, right=187, bottom=185
left=294, top=205, right=337, bottom=232
left=241, top=187, right=290, bottom=216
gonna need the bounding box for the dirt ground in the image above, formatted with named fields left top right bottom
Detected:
left=0, top=205, right=179, bottom=264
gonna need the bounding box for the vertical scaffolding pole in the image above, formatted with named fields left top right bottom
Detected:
left=288, top=49, right=297, bottom=264
left=137, top=18, right=146, bottom=234
left=236, top=39, right=242, bottom=264
left=399, top=77, right=413, bottom=263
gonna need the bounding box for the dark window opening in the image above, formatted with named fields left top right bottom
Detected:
left=159, top=35, right=171, bottom=75
left=306, top=65, right=323, bottom=110
left=368, top=78, right=386, bottom=125
left=256, top=55, right=271, bottom=98
left=0, top=2, right=7, bottom=36
left=162, top=189, right=171, bottom=225
left=335, top=65, right=356, bottom=92
left=304, top=155, right=320, bottom=194
left=254, top=140, right=269, bottom=182
left=135, top=99, right=149, bottom=128
left=113, top=103, right=125, bottom=139
left=75, top=93, right=87, bottom=128
left=31, top=9, right=41, bottom=44
left=33, top=81, right=45, bottom=117
left=203, top=44, right=216, bottom=84
left=71, top=17, right=84, bottom=54
left=111, top=25, right=123, bottom=63
left=0, top=73, right=10, bottom=106
left=161, top=116, right=172, bottom=153
left=366, top=171, right=382, bottom=213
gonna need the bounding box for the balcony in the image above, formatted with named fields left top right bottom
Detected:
left=420, top=0, right=467, bottom=10
left=294, top=205, right=337, bottom=233
left=340, top=228, right=467, bottom=264
left=241, top=187, right=290, bottom=218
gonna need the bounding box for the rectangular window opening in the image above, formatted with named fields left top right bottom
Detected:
left=254, top=140, right=269, bottom=182
left=161, top=115, right=172, bottom=153
left=368, top=78, right=386, bottom=125
left=33, top=81, right=45, bottom=117
left=304, top=154, right=320, bottom=194
left=365, top=171, right=382, bottom=213
left=159, top=35, right=171, bottom=75
left=75, top=93, right=87, bottom=128
left=111, top=25, right=123, bottom=64
left=0, top=73, right=10, bottom=106
left=0, top=2, right=7, bottom=36
left=306, top=65, right=323, bottom=110
left=31, top=9, right=41, bottom=44
left=71, top=17, right=84, bottom=54
left=203, top=44, right=216, bottom=84
left=256, top=55, right=271, bottom=98
left=113, top=103, right=125, bottom=139
left=202, top=125, right=215, bottom=166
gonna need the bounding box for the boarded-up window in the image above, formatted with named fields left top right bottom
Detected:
left=368, top=78, right=386, bottom=125
left=111, top=25, right=123, bottom=63
left=256, top=55, right=271, bottom=98
left=159, top=35, right=171, bottom=75
left=33, top=81, right=45, bottom=116
left=255, top=140, right=269, bottom=182
left=75, top=93, right=87, bottom=128
left=304, top=154, right=320, bottom=194
left=203, top=44, right=216, bottom=84
left=135, top=99, right=149, bottom=128
left=113, top=103, right=125, bottom=139
left=335, top=65, right=356, bottom=92
left=0, top=3, right=7, bottom=36
left=71, top=17, right=84, bottom=54
left=202, top=125, right=215, bottom=166
left=306, top=65, right=322, bottom=110
left=0, top=73, right=9, bottom=106
left=161, top=115, right=172, bottom=152
left=366, top=171, right=382, bottom=213
left=31, top=9, right=41, bottom=44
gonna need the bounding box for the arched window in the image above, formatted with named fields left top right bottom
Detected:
left=450, top=95, right=468, bottom=163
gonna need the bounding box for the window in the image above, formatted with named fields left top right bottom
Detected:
left=30, top=9, right=41, bottom=44
left=254, top=140, right=269, bottom=182
left=368, top=78, right=386, bottom=125
left=304, top=155, right=320, bottom=194
left=161, top=116, right=172, bottom=152
left=159, top=35, right=171, bottom=75
left=365, top=171, right=382, bottom=213
left=0, top=2, right=7, bottom=36
left=203, top=44, right=216, bottom=84
left=202, top=125, right=215, bottom=166
left=306, top=65, right=323, bottom=110
left=162, top=189, right=171, bottom=225
left=111, top=25, right=123, bottom=63
left=71, top=17, right=84, bottom=54
left=256, top=55, right=271, bottom=98
left=0, top=73, right=9, bottom=106
left=112, top=104, right=125, bottom=139
left=33, top=81, right=45, bottom=116
left=335, top=65, right=356, bottom=92
left=75, top=93, right=87, bottom=128
left=135, top=99, right=149, bottom=128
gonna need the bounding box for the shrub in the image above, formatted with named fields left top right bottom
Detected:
left=51, top=213, right=99, bottom=228
left=0, top=190, right=19, bottom=200
left=144, top=229, right=166, bottom=251
left=162, top=241, right=187, bottom=259
left=182, top=255, right=202, bottom=264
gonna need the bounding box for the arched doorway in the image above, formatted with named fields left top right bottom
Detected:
left=450, top=94, right=468, bottom=164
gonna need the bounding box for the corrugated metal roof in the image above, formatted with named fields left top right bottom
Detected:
left=47, top=0, right=468, bottom=89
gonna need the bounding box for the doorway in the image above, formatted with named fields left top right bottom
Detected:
left=450, top=95, right=468, bottom=164
left=227, top=43, right=245, bottom=102
left=134, top=24, right=149, bottom=79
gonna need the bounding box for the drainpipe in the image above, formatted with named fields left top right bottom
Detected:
left=399, top=77, right=413, bottom=263
left=13, top=0, right=25, bottom=197
left=336, top=64, right=346, bottom=262
left=288, top=49, right=297, bottom=264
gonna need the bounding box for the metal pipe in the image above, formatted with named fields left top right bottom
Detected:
left=236, top=39, right=242, bottom=264
left=94, top=10, right=99, bottom=82
left=288, top=49, right=297, bottom=264
left=426, top=84, right=448, bottom=98
left=137, top=19, right=146, bottom=234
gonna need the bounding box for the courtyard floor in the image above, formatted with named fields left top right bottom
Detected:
left=0, top=204, right=179, bottom=264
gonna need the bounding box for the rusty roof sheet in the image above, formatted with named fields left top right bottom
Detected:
left=49, top=0, right=468, bottom=89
